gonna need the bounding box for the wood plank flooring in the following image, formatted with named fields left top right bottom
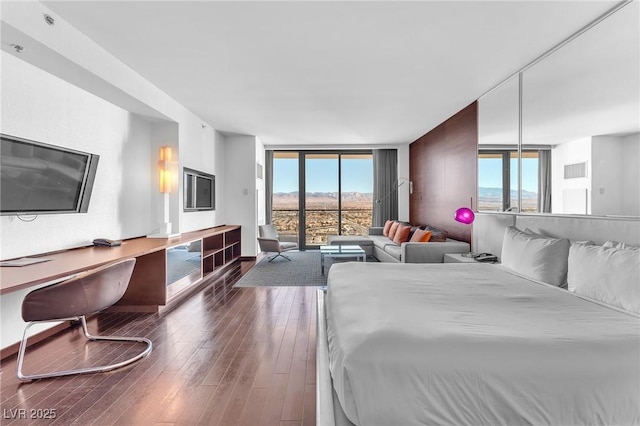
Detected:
left=0, top=259, right=317, bottom=426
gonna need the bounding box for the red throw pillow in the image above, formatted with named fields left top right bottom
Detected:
left=393, top=225, right=412, bottom=244
left=383, top=220, right=394, bottom=237
left=409, top=229, right=432, bottom=243
left=388, top=221, right=401, bottom=240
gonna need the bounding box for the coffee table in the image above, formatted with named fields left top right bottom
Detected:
left=320, top=245, right=366, bottom=274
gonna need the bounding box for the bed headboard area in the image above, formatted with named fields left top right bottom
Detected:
left=473, top=213, right=640, bottom=259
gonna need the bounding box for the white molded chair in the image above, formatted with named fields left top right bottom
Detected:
left=258, top=224, right=298, bottom=262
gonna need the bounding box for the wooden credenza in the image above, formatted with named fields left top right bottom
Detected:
left=0, top=225, right=242, bottom=312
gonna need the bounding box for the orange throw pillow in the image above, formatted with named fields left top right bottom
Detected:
left=409, top=229, right=432, bottom=243
left=383, top=220, right=394, bottom=237
left=393, top=225, right=412, bottom=244
left=388, top=221, right=401, bottom=240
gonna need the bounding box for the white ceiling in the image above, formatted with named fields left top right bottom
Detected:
left=41, top=0, right=622, bottom=147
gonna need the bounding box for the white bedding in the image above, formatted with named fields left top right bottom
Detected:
left=326, top=262, right=640, bottom=426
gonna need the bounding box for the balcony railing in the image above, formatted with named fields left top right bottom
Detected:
left=272, top=208, right=372, bottom=245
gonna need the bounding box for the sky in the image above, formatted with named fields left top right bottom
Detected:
left=478, top=158, right=539, bottom=192
left=274, top=156, right=538, bottom=194
left=274, top=157, right=373, bottom=193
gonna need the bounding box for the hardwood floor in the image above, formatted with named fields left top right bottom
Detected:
left=0, top=259, right=317, bottom=426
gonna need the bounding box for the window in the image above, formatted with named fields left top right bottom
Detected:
left=478, top=150, right=541, bottom=212
left=272, top=151, right=373, bottom=247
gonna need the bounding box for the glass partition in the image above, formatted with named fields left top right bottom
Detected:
left=166, top=240, right=202, bottom=297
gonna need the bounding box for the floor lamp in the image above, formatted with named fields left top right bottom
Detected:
left=148, top=146, right=181, bottom=239
left=454, top=206, right=475, bottom=257
left=374, top=178, right=413, bottom=204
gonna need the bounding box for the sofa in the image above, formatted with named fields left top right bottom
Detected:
left=328, top=221, right=470, bottom=263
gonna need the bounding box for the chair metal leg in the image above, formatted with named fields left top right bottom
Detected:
left=268, top=252, right=291, bottom=262
left=17, top=316, right=153, bottom=382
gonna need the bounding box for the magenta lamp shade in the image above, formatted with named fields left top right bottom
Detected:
left=454, top=207, right=475, bottom=224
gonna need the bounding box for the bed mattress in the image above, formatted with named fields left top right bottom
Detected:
left=326, top=262, right=640, bottom=426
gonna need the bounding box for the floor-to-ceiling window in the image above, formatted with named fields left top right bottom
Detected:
left=339, top=154, right=374, bottom=236
left=272, top=151, right=373, bottom=248
left=272, top=152, right=299, bottom=239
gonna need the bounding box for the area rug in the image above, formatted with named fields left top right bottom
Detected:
left=233, top=250, right=327, bottom=287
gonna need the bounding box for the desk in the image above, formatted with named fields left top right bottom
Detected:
left=1, top=225, right=241, bottom=311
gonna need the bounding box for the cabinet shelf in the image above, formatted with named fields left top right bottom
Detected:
left=201, top=227, right=242, bottom=280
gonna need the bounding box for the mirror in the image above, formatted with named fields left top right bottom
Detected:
left=478, top=2, right=640, bottom=217
left=478, top=75, right=521, bottom=212
left=166, top=240, right=202, bottom=296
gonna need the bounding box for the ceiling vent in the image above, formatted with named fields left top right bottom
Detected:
left=564, top=162, right=587, bottom=179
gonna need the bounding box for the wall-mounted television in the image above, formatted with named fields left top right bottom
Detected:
left=184, top=167, right=215, bottom=211
left=1, top=134, right=100, bottom=215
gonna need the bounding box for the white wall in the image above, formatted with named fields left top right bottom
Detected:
left=621, top=133, right=640, bottom=216
left=551, top=137, right=591, bottom=214
left=0, top=52, right=154, bottom=258
left=256, top=139, right=266, bottom=232
left=592, top=135, right=623, bottom=216
left=552, top=133, right=640, bottom=218
left=224, top=135, right=260, bottom=257
left=177, top=124, right=226, bottom=234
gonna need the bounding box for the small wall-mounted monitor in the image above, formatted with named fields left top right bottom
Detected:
left=1, top=134, right=100, bottom=215
left=184, top=167, right=215, bottom=211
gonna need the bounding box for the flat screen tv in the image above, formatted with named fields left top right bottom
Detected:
left=184, top=167, right=215, bottom=211
left=1, top=134, right=100, bottom=215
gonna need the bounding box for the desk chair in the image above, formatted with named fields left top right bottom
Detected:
left=258, top=224, right=298, bottom=262
left=17, top=258, right=152, bottom=382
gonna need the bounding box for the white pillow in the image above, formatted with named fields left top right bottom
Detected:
left=524, top=228, right=594, bottom=246
left=568, top=243, right=640, bottom=314
left=501, top=226, right=570, bottom=287
left=603, top=240, right=640, bottom=251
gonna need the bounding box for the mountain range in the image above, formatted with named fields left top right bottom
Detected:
left=478, top=187, right=538, bottom=199
left=274, top=188, right=536, bottom=200
left=274, top=191, right=373, bottom=201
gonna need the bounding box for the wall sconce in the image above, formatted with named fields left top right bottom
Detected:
left=148, top=146, right=180, bottom=239
left=375, top=177, right=413, bottom=204
left=159, top=146, right=173, bottom=193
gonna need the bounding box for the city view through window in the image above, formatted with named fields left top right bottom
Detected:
left=272, top=152, right=373, bottom=246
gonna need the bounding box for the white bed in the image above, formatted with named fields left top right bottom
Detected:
left=320, top=261, right=640, bottom=426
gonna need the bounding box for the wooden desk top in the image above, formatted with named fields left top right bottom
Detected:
left=0, top=225, right=239, bottom=295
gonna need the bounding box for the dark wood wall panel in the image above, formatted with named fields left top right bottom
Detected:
left=409, top=102, right=477, bottom=243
